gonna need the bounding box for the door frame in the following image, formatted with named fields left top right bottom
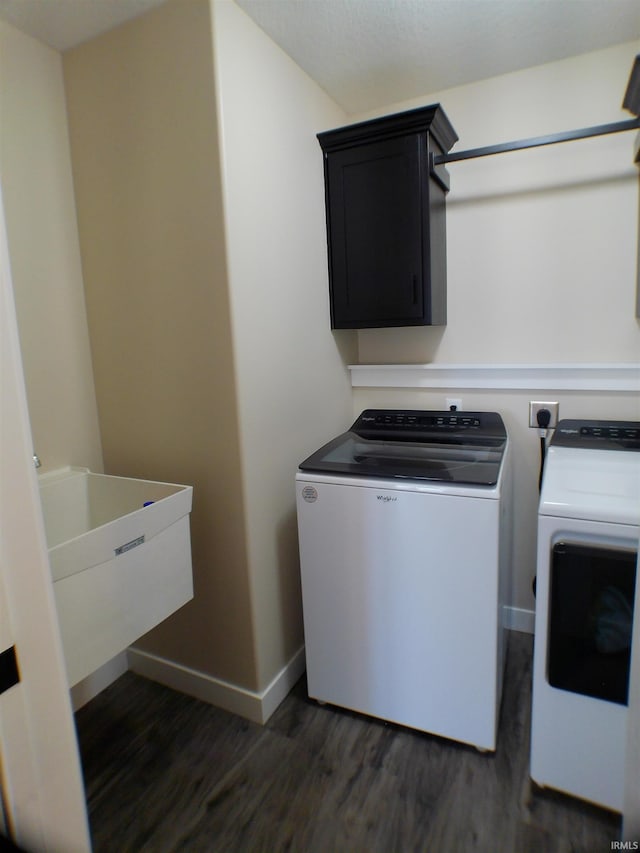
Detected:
left=623, top=551, right=640, bottom=839
left=0, top=184, right=90, bottom=852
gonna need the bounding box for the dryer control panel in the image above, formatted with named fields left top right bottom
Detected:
left=552, top=419, right=640, bottom=451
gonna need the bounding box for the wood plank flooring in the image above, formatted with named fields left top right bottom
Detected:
left=75, top=632, right=621, bottom=852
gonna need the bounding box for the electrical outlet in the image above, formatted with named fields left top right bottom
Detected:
left=446, top=397, right=462, bottom=411
left=529, top=401, right=559, bottom=429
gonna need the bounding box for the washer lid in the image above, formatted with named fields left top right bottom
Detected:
left=299, top=409, right=507, bottom=486
left=540, top=445, right=640, bottom=525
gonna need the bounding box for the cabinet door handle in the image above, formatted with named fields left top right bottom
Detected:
left=412, top=274, right=418, bottom=305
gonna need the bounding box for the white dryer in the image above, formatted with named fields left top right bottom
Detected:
left=296, top=409, right=512, bottom=752
left=530, top=419, right=640, bottom=812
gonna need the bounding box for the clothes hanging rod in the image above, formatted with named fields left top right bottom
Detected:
left=433, top=117, right=640, bottom=165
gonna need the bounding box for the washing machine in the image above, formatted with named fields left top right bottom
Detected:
left=530, top=419, right=640, bottom=812
left=295, top=409, right=512, bottom=751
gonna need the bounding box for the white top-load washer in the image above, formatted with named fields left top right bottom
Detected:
left=531, top=419, right=640, bottom=811
left=295, top=409, right=512, bottom=752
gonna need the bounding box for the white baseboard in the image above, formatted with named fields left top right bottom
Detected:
left=70, top=652, right=128, bottom=711
left=127, top=645, right=306, bottom=724
left=504, top=605, right=535, bottom=634
left=76, top=622, right=533, bottom=718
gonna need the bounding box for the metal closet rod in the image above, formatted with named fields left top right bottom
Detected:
left=433, top=117, right=640, bottom=165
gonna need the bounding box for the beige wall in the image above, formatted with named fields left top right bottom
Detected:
left=347, top=42, right=640, bottom=615
left=210, top=0, right=356, bottom=689
left=63, top=0, right=355, bottom=695
left=63, top=0, right=257, bottom=688
left=356, top=41, right=640, bottom=364
left=0, top=21, right=103, bottom=475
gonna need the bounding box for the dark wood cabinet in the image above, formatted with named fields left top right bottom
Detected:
left=318, top=104, right=457, bottom=329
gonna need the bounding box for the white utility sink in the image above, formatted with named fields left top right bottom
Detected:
left=39, top=467, right=193, bottom=686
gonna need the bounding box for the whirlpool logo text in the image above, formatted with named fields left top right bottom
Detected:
left=376, top=495, right=398, bottom=502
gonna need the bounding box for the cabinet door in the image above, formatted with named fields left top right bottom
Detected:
left=325, top=134, right=425, bottom=328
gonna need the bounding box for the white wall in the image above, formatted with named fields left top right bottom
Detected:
left=210, top=0, right=356, bottom=689
left=0, top=21, right=103, bottom=475
left=356, top=41, right=640, bottom=365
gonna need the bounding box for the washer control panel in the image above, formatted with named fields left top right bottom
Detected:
left=359, top=412, right=482, bottom=428
left=352, top=409, right=507, bottom=442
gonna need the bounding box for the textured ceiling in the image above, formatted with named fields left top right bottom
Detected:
left=0, top=0, right=638, bottom=113
left=235, top=0, right=640, bottom=113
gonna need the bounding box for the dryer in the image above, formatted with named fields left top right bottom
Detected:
left=295, top=409, right=512, bottom=751
left=530, top=419, right=640, bottom=811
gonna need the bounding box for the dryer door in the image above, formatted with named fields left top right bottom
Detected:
left=548, top=541, right=637, bottom=705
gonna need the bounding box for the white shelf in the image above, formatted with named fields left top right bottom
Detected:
left=348, top=363, right=640, bottom=392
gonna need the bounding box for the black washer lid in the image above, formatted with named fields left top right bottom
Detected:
left=298, top=410, right=507, bottom=485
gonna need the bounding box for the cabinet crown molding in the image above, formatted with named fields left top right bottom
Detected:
left=317, top=103, right=458, bottom=154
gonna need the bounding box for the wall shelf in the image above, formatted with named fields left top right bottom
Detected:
left=348, top=363, right=640, bottom=393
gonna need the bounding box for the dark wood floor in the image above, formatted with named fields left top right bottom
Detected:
left=75, top=631, right=621, bottom=852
